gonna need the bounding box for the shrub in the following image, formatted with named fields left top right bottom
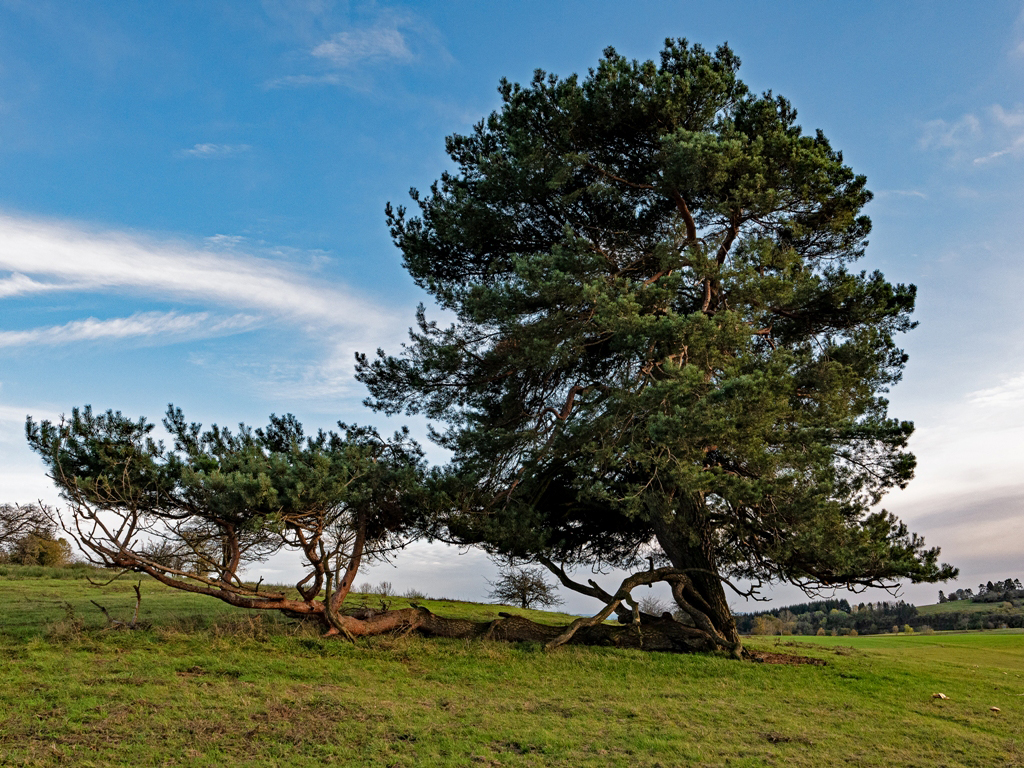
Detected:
left=9, top=529, right=72, bottom=567
left=638, top=596, right=669, bottom=616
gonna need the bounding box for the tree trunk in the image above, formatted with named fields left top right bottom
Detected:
left=336, top=605, right=717, bottom=652
left=653, top=511, right=742, bottom=657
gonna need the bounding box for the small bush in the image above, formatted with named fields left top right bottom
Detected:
left=403, top=588, right=428, bottom=599
left=8, top=529, right=73, bottom=567
left=638, top=596, right=669, bottom=616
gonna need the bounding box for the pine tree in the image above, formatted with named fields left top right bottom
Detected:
left=358, top=39, right=956, bottom=654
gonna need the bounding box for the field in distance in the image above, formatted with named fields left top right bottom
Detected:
left=1, top=566, right=1021, bottom=767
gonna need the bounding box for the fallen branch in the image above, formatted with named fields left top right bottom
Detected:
left=89, top=580, right=143, bottom=630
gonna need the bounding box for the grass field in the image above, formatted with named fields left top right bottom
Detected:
left=1, top=567, right=1022, bottom=767
left=917, top=599, right=1018, bottom=616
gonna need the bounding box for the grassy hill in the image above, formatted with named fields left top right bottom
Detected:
left=1, top=566, right=1022, bottom=767
left=917, top=600, right=1011, bottom=616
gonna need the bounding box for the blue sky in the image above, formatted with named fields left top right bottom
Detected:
left=2, top=0, right=1023, bottom=611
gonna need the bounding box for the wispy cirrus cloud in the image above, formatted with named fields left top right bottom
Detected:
left=0, top=311, right=260, bottom=349
left=973, top=105, right=1024, bottom=164
left=0, top=211, right=388, bottom=328
left=0, top=210, right=406, bottom=398
left=264, top=10, right=448, bottom=90
left=264, top=73, right=342, bottom=88
left=920, top=104, right=1024, bottom=165
left=177, top=143, right=251, bottom=158
left=918, top=114, right=981, bottom=150
left=874, top=189, right=928, bottom=199
left=310, top=25, right=413, bottom=67
left=1012, top=5, right=1024, bottom=59
left=0, top=272, right=73, bottom=298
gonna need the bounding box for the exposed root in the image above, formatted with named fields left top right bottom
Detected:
left=316, top=605, right=722, bottom=653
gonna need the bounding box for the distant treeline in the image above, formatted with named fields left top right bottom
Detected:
left=939, top=578, right=1023, bottom=604
left=916, top=609, right=1024, bottom=632
left=741, top=577, right=1024, bottom=636
left=735, top=599, right=917, bottom=636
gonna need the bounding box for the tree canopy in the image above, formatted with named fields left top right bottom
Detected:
left=357, top=39, right=956, bottom=654
left=26, top=405, right=429, bottom=636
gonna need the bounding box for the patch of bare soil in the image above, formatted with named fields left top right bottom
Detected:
left=744, top=650, right=826, bottom=666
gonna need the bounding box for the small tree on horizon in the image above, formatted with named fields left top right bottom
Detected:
left=487, top=566, right=564, bottom=610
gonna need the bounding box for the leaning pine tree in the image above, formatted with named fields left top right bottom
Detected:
left=358, top=40, right=956, bottom=656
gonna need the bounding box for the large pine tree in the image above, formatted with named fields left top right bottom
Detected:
left=358, top=40, right=955, bottom=654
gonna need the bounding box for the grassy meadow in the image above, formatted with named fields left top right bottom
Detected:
left=1, top=566, right=1022, bottom=767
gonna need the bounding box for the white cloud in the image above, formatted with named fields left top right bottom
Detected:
left=973, top=105, right=1024, bottom=163
left=887, top=369, right=1024, bottom=512
left=1012, top=6, right=1024, bottom=59
left=967, top=371, right=1024, bottom=408
left=311, top=25, right=413, bottom=67
left=0, top=272, right=71, bottom=298
left=919, top=114, right=980, bottom=150
left=264, top=73, right=343, bottom=89
left=266, top=10, right=449, bottom=90
left=992, top=104, right=1024, bottom=129
left=0, top=310, right=260, bottom=348
left=205, top=234, right=245, bottom=247
left=875, top=189, right=927, bottom=199
left=921, top=105, right=1024, bottom=165
left=177, top=143, right=251, bottom=158
left=0, top=211, right=390, bottom=330
left=0, top=210, right=407, bottom=399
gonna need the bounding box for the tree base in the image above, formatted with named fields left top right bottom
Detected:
left=336, top=605, right=720, bottom=653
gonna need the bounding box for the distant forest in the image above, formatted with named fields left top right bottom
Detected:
left=741, top=576, right=1024, bottom=636
left=735, top=599, right=917, bottom=636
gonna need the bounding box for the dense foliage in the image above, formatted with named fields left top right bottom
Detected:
left=358, top=39, right=956, bottom=652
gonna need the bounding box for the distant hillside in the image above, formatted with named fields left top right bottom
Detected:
left=741, top=590, right=1024, bottom=636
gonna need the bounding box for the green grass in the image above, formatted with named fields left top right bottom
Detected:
left=2, top=567, right=1023, bottom=767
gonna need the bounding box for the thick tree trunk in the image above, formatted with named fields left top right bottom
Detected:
left=109, top=549, right=736, bottom=655
left=335, top=605, right=718, bottom=652
left=653, top=512, right=742, bottom=657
